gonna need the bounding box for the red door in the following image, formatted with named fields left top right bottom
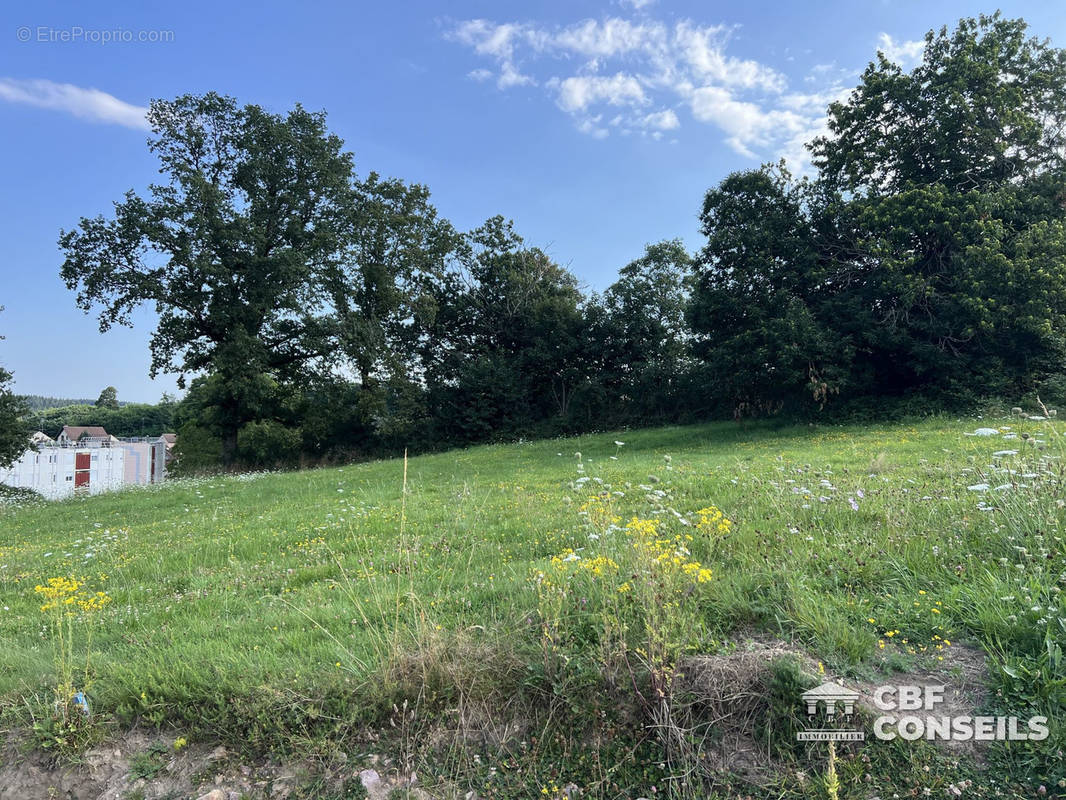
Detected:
left=74, top=452, right=91, bottom=489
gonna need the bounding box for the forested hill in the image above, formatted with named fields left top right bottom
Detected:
left=19, top=401, right=175, bottom=438
left=18, top=395, right=108, bottom=411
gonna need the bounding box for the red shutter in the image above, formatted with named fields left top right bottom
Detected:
left=74, top=452, right=91, bottom=488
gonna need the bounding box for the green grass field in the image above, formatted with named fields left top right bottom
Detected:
left=1, top=416, right=1064, bottom=798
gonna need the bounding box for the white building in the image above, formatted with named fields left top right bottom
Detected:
left=1, top=441, right=126, bottom=499
left=116, top=438, right=168, bottom=486
left=1, top=429, right=168, bottom=500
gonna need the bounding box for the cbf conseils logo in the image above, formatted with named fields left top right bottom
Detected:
left=797, top=682, right=1050, bottom=743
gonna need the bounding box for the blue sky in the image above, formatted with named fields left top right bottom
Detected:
left=1, top=1, right=1063, bottom=401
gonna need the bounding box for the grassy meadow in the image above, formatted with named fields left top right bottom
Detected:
left=1, top=415, right=1065, bottom=797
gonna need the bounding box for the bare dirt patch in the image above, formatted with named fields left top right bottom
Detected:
left=0, top=731, right=363, bottom=800
left=852, top=641, right=990, bottom=760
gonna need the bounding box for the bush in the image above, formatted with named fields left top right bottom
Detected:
left=171, top=422, right=222, bottom=474
left=237, top=420, right=302, bottom=467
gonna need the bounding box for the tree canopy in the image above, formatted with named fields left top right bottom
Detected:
left=0, top=309, right=30, bottom=468
left=54, top=15, right=1066, bottom=469
left=60, top=93, right=452, bottom=463
left=95, top=386, right=119, bottom=409
left=692, top=13, right=1066, bottom=416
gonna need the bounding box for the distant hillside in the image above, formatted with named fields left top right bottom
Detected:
left=19, top=401, right=175, bottom=438
left=18, top=395, right=132, bottom=412
left=20, top=395, right=95, bottom=411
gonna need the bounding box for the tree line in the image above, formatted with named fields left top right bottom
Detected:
left=40, top=14, right=1066, bottom=469
left=19, top=394, right=117, bottom=412
left=21, top=398, right=176, bottom=440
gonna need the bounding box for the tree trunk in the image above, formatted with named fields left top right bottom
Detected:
left=221, top=424, right=239, bottom=467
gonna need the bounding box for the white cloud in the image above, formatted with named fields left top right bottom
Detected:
left=620, top=0, right=657, bottom=9
left=0, top=77, right=148, bottom=129
left=780, top=86, right=853, bottom=114
left=876, top=33, right=925, bottom=67
left=447, top=20, right=540, bottom=89
left=803, top=62, right=855, bottom=85
left=577, top=115, right=610, bottom=139
left=468, top=68, right=493, bottom=82
left=498, top=63, right=535, bottom=89
left=639, top=108, right=679, bottom=130
left=686, top=85, right=807, bottom=157
left=447, top=14, right=862, bottom=167
left=557, top=73, right=646, bottom=112
left=554, top=19, right=661, bottom=58
left=672, top=21, right=785, bottom=92
left=450, top=19, right=522, bottom=59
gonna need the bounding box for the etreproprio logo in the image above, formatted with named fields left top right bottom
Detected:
left=797, top=681, right=1049, bottom=743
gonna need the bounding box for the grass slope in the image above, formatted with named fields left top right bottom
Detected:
left=1, top=417, right=1064, bottom=797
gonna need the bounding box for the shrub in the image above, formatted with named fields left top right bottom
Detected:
left=237, top=420, right=302, bottom=467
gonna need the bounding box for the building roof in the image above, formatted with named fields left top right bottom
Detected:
left=160, top=433, right=177, bottom=444
left=60, top=425, right=109, bottom=441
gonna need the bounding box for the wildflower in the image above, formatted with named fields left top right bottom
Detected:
left=579, top=555, right=618, bottom=576
left=694, top=505, right=732, bottom=535
left=34, top=576, right=80, bottom=601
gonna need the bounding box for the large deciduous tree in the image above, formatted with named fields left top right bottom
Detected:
left=0, top=366, right=27, bottom=469
left=0, top=309, right=30, bottom=468
left=689, top=166, right=848, bottom=416
left=811, top=13, right=1066, bottom=400
left=95, top=386, right=119, bottom=409
left=60, top=93, right=452, bottom=464
left=693, top=14, right=1066, bottom=415
left=814, top=13, right=1066, bottom=195
left=419, top=217, right=587, bottom=441
left=594, top=240, right=695, bottom=420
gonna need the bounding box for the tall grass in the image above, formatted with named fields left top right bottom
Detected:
left=1, top=416, right=1064, bottom=795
